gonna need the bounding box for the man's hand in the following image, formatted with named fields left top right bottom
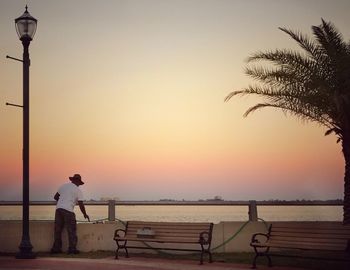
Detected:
left=78, top=201, right=90, bottom=222
left=84, top=214, right=90, bottom=222
left=54, top=192, right=60, bottom=201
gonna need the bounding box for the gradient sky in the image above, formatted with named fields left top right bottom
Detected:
left=0, top=0, right=349, bottom=201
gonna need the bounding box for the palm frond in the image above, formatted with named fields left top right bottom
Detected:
left=247, top=49, right=318, bottom=77
left=312, top=20, right=348, bottom=58
left=325, top=127, right=342, bottom=136
left=243, top=101, right=333, bottom=130
left=225, top=85, right=298, bottom=103
left=224, top=90, right=245, bottom=102
left=278, top=27, right=321, bottom=59
left=245, top=66, right=301, bottom=86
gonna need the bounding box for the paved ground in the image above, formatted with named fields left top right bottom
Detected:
left=0, top=256, right=307, bottom=270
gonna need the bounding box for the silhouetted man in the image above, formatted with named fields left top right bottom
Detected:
left=51, top=174, right=90, bottom=254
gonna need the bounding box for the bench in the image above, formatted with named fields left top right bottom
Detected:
left=250, top=222, right=350, bottom=268
left=114, top=221, right=213, bottom=264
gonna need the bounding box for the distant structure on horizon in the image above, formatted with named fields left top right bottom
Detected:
left=99, top=196, right=120, bottom=201
left=196, top=196, right=224, bottom=202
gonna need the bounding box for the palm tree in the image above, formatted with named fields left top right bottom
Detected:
left=225, top=20, right=350, bottom=224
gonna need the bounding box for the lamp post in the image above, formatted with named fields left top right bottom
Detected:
left=14, top=5, right=37, bottom=259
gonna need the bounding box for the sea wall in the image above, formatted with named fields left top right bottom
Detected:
left=0, top=221, right=341, bottom=253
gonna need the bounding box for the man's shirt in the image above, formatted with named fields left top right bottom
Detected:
left=56, top=182, right=84, bottom=212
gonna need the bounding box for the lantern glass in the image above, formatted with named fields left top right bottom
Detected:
left=15, top=6, right=37, bottom=40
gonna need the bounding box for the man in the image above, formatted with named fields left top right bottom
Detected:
left=51, top=174, right=90, bottom=254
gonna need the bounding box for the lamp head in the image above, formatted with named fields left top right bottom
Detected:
left=15, top=5, right=37, bottom=41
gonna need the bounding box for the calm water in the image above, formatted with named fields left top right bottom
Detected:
left=0, top=205, right=342, bottom=224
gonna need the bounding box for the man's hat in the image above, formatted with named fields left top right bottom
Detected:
left=69, top=174, right=84, bottom=185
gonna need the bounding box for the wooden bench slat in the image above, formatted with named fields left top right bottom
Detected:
left=267, top=241, right=347, bottom=249
left=127, top=225, right=210, bottom=230
left=270, top=232, right=350, bottom=239
left=268, top=239, right=346, bottom=250
left=128, top=221, right=211, bottom=225
left=272, top=222, right=350, bottom=228
left=127, top=228, right=208, bottom=233
left=115, top=236, right=201, bottom=243
left=127, top=227, right=208, bottom=231
left=272, top=228, right=350, bottom=235
left=128, top=222, right=211, bottom=226
left=127, top=229, right=209, bottom=233
left=252, top=242, right=345, bottom=251
left=272, top=232, right=350, bottom=237
left=270, top=236, right=347, bottom=244
left=127, top=222, right=211, bottom=228
left=127, top=231, right=209, bottom=236
left=266, top=241, right=346, bottom=251
left=123, top=234, right=202, bottom=239
left=126, top=232, right=203, bottom=238
left=274, top=227, right=350, bottom=232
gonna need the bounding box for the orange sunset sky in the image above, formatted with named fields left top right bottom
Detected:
left=0, top=0, right=349, bottom=201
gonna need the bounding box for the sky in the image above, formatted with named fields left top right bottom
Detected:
left=0, top=0, right=349, bottom=201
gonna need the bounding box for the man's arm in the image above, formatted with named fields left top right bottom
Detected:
left=54, top=192, right=60, bottom=201
left=78, top=201, right=90, bottom=222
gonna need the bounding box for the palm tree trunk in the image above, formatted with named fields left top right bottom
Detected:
left=342, top=132, right=350, bottom=225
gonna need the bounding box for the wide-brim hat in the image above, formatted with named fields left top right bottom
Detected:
left=69, top=174, right=84, bottom=185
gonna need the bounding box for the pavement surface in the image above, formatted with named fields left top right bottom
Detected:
left=0, top=256, right=307, bottom=270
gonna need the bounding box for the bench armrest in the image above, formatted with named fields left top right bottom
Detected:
left=114, top=229, right=126, bottom=239
left=199, top=231, right=211, bottom=245
left=250, top=233, right=269, bottom=246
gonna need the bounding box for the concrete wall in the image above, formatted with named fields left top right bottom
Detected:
left=0, top=221, right=340, bottom=253
left=211, top=221, right=267, bottom=253
left=0, top=221, right=123, bottom=253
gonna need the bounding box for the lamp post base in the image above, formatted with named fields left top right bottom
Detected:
left=16, top=240, right=36, bottom=259
left=15, top=250, right=36, bottom=259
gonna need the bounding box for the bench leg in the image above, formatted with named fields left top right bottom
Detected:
left=267, top=254, right=272, bottom=267
left=115, top=247, right=119, bottom=259
left=208, top=250, right=213, bottom=263
left=199, top=251, right=204, bottom=265
left=199, top=243, right=212, bottom=264
left=251, top=251, right=272, bottom=268
left=252, top=253, right=258, bottom=269
left=115, top=240, right=128, bottom=260
left=199, top=245, right=207, bottom=265
left=252, top=246, right=272, bottom=269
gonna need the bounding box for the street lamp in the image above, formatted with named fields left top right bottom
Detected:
left=14, top=5, right=37, bottom=259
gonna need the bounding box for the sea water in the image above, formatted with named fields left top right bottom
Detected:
left=0, top=205, right=342, bottom=224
